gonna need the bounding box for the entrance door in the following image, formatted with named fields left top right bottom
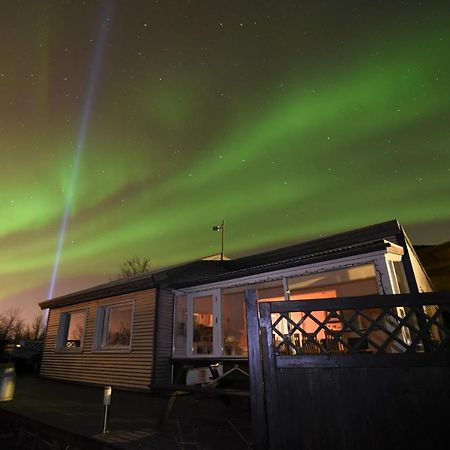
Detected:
left=187, top=290, right=220, bottom=356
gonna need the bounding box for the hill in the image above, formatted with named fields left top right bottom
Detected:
left=416, top=242, right=450, bottom=291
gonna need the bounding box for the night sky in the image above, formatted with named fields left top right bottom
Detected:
left=1, top=1, right=449, bottom=321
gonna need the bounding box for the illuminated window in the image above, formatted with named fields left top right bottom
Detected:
left=288, top=264, right=379, bottom=297
left=94, top=303, right=133, bottom=349
left=286, top=264, right=398, bottom=353
left=222, top=290, right=247, bottom=356
left=257, top=282, right=285, bottom=302
left=193, top=295, right=213, bottom=355
left=56, top=310, right=86, bottom=350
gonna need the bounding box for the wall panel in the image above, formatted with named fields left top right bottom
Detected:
left=40, top=288, right=156, bottom=390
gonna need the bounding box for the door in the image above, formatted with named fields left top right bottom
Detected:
left=187, top=290, right=220, bottom=356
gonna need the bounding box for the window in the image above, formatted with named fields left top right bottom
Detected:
left=257, top=282, right=285, bottom=302
left=222, top=290, right=247, bottom=356
left=193, top=295, right=214, bottom=355
left=95, top=303, right=133, bottom=349
left=56, top=310, right=86, bottom=350
left=173, top=295, right=187, bottom=357
left=172, top=282, right=286, bottom=359
left=286, top=264, right=403, bottom=353
left=288, top=264, right=379, bottom=297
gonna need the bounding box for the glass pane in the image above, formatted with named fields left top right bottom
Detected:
left=289, top=290, right=337, bottom=348
left=285, top=265, right=416, bottom=354
left=106, top=304, right=132, bottom=346
left=65, top=311, right=85, bottom=348
left=173, top=295, right=187, bottom=357
left=257, top=284, right=285, bottom=302
left=288, top=265, right=379, bottom=352
left=222, top=291, right=247, bottom=356
left=193, top=295, right=213, bottom=355
left=288, top=264, right=378, bottom=295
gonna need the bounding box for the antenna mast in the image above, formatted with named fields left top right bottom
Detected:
left=212, top=220, right=225, bottom=261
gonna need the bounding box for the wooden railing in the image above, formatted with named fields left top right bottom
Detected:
left=258, top=292, right=450, bottom=368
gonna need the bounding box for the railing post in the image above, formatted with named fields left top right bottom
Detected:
left=259, top=302, right=281, bottom=450
left=245, top=289, right=268, bottom=450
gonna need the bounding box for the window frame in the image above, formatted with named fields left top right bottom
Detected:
left=55, top=308, right=88, bottom=352
left=221, top=289, right=248, bottom=357
left=172, top=294, right=188, bottom=358
left=179, top=251, right=392, bottom=296
left=187, top=289, right=221, bottom=357
left=93, top=300, right=135, bottom=352
left=172, top=250, right=401, bottom=359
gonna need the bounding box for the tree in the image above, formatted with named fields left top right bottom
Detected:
left=0, top=308, right=25, bottom=341
left=117, top=256, right=152, bottom=279
left=31, top=314, right=45, bottom=340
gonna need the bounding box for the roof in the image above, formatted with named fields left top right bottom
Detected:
left=39, top=259, right=230, bottom=310
left=40, top=219, right=405, bottom=310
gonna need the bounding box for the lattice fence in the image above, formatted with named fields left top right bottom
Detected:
left=246, top=291, right=450, bottom=450
left=259, top=293, right=450, bottom=358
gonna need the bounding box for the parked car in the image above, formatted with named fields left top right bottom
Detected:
left=5, top=340, right=43, bottom=372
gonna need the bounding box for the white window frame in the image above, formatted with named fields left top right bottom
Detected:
left=172, top=247, right=405, bottom=359
left=186, top=289, right=221, bottom=357
left=55, top=308, right=88, bottom=352
left=93, top=301, right=135, bottom=352
left=179, top=250, right=395, bottom=296
left=172, top=293, right=188, bottom=357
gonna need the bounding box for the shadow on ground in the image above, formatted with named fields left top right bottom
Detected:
left=0, top=373, right=252, bottom=449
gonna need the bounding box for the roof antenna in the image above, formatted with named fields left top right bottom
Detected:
left=212, top=220, right=225, bottom=261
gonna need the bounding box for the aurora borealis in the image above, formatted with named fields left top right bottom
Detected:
left=1, top=1, right=449, bottom=320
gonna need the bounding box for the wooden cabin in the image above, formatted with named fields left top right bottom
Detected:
left=38, top=220, right=433, bottom=390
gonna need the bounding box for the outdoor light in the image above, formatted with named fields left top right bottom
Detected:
left=102, top=385, right=112, bottom=434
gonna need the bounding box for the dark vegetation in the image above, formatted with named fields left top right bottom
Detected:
left=116, top=255, right=152, bottom=279
left=0, top=310, right=44, bottom=371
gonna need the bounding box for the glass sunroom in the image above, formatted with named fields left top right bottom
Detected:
left=172, top=245, right=410, bottom=366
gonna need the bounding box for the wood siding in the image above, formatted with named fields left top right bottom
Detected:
left=152, top=287, right=175, bottom=385
left=40, top=288, right=156, bottom=390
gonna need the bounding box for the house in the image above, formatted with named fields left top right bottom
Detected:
left=38, top=220, right=433, bottom=390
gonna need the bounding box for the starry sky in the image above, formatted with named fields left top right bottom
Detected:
left=1, top=0, right=449, bottom=321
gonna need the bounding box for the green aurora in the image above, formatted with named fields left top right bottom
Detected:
left=0, top=1, right=449, bottom=319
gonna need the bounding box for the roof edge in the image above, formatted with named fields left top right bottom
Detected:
left=39, top=219, right=403, bottom=310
